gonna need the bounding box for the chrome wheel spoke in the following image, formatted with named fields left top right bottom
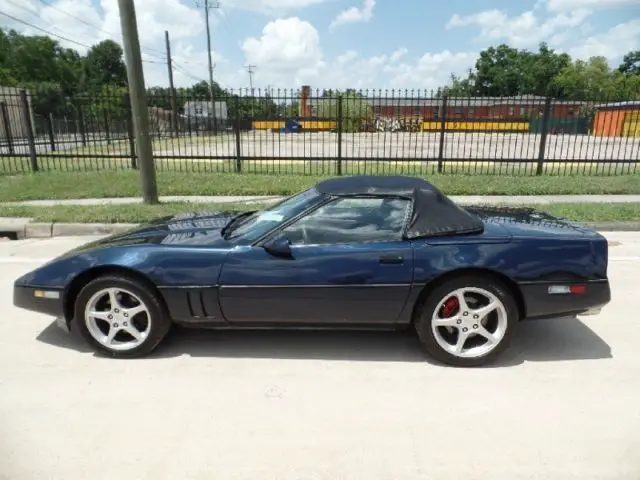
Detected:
left=453, top=330, right=469, bottom=355
left=123, top=304, right=146, bottom=318
left=455, top=290, right=470, bottom=311
left=476, top=326, right=498, bottom=345
left=105, top=325, right=119, bottom=345
left=88, top=310, right=111, bottom=322
left=472, top=301, right=498, bottom=320
left=123, top=324, right=144, bottom=341
left=108, top=288, right=121, bottom=310
left=433, top=315, right=459, bottom=327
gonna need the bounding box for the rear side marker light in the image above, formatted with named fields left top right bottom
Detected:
left=548, top=285, right=587, bottom=295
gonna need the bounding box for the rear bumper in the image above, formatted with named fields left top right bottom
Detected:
left=519, top=279, right=611, bottom=320
left=13, top=284, right=65, bottom=318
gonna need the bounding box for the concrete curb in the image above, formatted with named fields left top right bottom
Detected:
left=2, top=218, right=640, bottom=239
left=1, top=218, right=138, bottom=239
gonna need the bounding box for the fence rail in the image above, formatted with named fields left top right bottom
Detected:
left=1, top=88, right=639, bottom=176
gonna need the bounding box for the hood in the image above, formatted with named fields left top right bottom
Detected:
left=68, top=210, right=250, bottom=253
left=463, top=205, right=600, bottom=239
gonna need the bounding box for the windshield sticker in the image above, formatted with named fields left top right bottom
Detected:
left=256, top=212, right=284, bottom=222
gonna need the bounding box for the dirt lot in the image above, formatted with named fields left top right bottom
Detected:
left=154, top=131, right=640, bottom=161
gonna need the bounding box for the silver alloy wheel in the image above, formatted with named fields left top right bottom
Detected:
left=84, top=287, right=151, bottom=351
left=431, top=287, right=508, bottom=358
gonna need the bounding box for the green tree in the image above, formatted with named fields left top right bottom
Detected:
left=618, top=50, right=640, bottom=75
left=450, top=43, right=570, bottom=96
left=312, top=90, right=373, bottom=132
left=552, top=56, right=640, bottom=101
left=84, top=40, right=127, bottom=94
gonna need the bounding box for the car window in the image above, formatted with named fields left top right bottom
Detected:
left=225, top=188, right=324, bottom=244
left=283, top=197, right=410, bottom=245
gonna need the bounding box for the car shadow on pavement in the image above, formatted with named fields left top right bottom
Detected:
left=37, top=314, right=612, bottom=367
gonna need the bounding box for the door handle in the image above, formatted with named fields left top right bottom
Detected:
left=379, top=254, right=404, bottom=264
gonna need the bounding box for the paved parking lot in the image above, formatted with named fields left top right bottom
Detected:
left=1, top=234, right=639, bottom=480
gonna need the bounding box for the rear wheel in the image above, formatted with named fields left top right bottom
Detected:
left=74, top=275, right=172, bottom=358
left=414, top=275, right=518, bottom=367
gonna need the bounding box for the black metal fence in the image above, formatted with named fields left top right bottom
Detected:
left=1, top=88, right=639, bottom=176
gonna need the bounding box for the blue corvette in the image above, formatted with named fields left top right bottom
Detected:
left=13, top=175, right=611, bottom=366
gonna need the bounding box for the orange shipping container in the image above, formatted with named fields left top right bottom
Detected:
left=593, top=110, right=626, bottom=136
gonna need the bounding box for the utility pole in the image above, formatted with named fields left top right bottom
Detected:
left=165, top=30, right=178, bottom=136
left=117, top=0, right=158, bottom=204
left=245, top=64, right=256, bottom=92
left=197, top=0, right=219, bottom=106
left=245, top=64, right=256, bottom=117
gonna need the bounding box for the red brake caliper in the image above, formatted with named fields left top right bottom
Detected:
left=440, top=297, right=459, bottom=318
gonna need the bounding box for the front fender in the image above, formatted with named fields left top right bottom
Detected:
left=14, top=245, right=232, bottom=289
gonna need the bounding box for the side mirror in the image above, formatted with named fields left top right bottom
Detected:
left=263, top=234, right=292, bottom=258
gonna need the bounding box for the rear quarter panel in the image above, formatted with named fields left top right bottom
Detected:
left=404, top=232, right=609, bottom=322
left=413, top=237, right=601, bottom=284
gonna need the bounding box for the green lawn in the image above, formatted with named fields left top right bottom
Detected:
left=1, top=201, right=640, bottom=224
left=1, top=170, right=640, bottom=202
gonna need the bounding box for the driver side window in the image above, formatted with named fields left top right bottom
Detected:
left=283, top=197, right=410, bottom=245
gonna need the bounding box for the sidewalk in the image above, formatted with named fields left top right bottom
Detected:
left=4, top=194, right=640, bottom=207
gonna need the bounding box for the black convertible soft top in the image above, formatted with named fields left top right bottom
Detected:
left=315, top=175, right=484, bottom=238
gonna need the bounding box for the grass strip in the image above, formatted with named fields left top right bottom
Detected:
left=1, top=202, right=640, bottom=224
left=1, top=170, right=640, bottom=202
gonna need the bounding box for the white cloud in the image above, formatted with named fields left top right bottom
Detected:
left=569, top=19, right=640, bottom=61
left=329, top=0, right=375, bottom=30
left=446, top=8, right=592, bottom=49
left=546, top=0, right=640, bottom=11
left=384, top=51, right=478, bottom=91
left=389, top=47, right=408, bottom=63
left=241, top=17, right=325, bottom=86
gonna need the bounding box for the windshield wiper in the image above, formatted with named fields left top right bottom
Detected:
left=221, top=210, right=257, bottom=239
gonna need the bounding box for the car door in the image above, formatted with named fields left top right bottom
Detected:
left=218, top=196, right=415, bottom=326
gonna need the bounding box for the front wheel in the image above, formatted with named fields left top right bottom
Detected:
left=414, top=275, right=519, bottom=367
left=74, top=275, right=172, bottom=358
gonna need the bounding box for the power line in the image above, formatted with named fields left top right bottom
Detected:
left=3, top=0, right=166, bottom=62
left=0, top=9, right=93, bottom=50
left=0, top=9, right=164, bottom=66
left=35, top=0, right=167, bottom=59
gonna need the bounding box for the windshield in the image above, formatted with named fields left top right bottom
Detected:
left=224, top=188, right=325, bottom=244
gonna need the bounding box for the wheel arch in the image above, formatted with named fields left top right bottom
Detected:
left=410, top=267, right=526, bottom=324
left=63, top=265, right=165, bottom=323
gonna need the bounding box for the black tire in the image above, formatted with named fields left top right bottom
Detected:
left=73, top=275, right=172, bottom=358
left=414, top=275, right=519, bottom=367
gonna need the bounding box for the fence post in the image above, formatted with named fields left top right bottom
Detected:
left=103, top=109, right=111, bottom=144
left=78, top=107, right=87, bottom=146
left=234, top=97, right=242, bottom=173
left=1, top=101, right=14, bottom=155
left=336, top=94, right=343, bottom=176
left=46, top=113, right=56, bottom=152
left=437, top=94, right=448, bottom=173
left=536, top=96, right=552, bottom=175
left=19, top=90, right=38, bottom=172
left=124, top=94, right=137, bottom=169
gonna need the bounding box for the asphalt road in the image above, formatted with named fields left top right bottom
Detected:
left=1, top=234, right=639, bottom=480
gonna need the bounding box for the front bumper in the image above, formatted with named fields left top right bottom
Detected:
left=519, top=279, right=611, bottom=320
left=13, top=284, right=65, bottom=319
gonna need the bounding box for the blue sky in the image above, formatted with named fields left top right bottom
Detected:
left=1, top=0, right=639, bottom=90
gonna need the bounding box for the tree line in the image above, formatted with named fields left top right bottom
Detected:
left=446, top=43, right=640, bottom=100
left=1, top=27, right=639, bottom=124
left=0, top=27, right=289, bottom=121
